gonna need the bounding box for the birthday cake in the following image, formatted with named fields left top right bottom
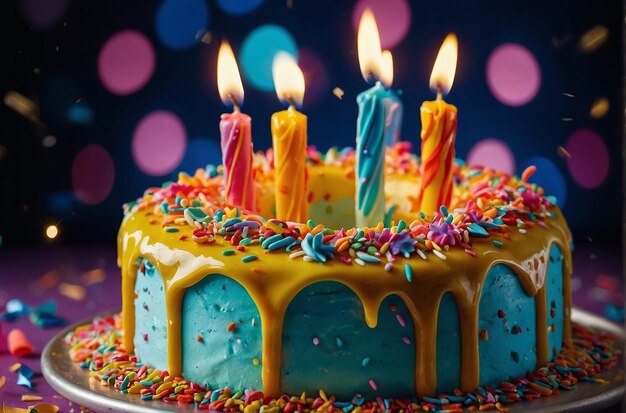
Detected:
left=115, top=143, right=573, bottom=401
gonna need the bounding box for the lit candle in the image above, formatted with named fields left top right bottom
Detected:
left=355, top=9, right=387, bottom=228
left=380, top=50, right=403, bottom=147
left=271, top=52, right=308, bottom=223
left=417, top=34, right=459, bottom=216
left=217, top=40, right=255, bottom=211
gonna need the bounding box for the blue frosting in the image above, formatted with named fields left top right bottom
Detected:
left=383, top=90, right=403, bottom=146
left=436, top=292, right=461, bottom=392
left=547, top=244, right=564, bottom=358
left=181, top=274, right=263, bottom=390
left=133, top=258, right=168, bottom=370
left=281, top=282, right=415, bottom=400
left=132, top=246, right=565, bottom=396
left=478, top=264, right=537, bottom=387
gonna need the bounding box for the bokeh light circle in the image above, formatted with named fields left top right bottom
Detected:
left=132, top=111, right=187, bottom=176
left=298, top=48, right=329, bottom=107
left=466, top=138, right=515, bottom=175
left=486, top=43, right=541, bottom=106
left=178, top=137, right=222, bottom=175
left=72, top=144, right=115, bottom=205
left=240, top=25, right=298, bottom=91
left=520, top=157, right=567, bottom=208
left=351, top=0, right=411, bottom=49
left=19, top=0, right=69, bottom=30
left=565, top=129, right=609, bottom=189
left=98, top=30, right=156, bottom=95
left=216, top=0, right=264, bottom=15
left=155, top=0, right=209, bottom=50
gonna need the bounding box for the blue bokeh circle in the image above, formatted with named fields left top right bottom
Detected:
left=240, top=25, right=298, bottom=91
left=178, top=137, right=222, bottom=175
left=155, top=0, right=209, bottom=50
left=216, top=0, right=265, bottom=15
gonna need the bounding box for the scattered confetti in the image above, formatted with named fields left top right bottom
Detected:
left=29, top=300, right=65, bottom=329
left=590, top=97, right=609, bottom=118
left=3, top=91, right=39, bottom=123
left=0, top=375, right=5, bottom=389
left=20, top=395, right=42, bottom=402
left=81, top=268, right=106, bottom=286
left=332, top=87, right=345, bottom=100
left=27, top=403, right=59, bottom=413
left=579, top=24, right=609, bottom=53
left=556, top=146, right=571, bottom=159
left=1, top=406, right=30, bottom=413
left=58, top=283, right=86, bottom=301
left=35, top=271, right=60, bottom=292
left=7, top=329, right=34, bottom=357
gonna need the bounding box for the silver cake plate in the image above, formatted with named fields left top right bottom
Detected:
left=42, top=308, right=625, bottom=413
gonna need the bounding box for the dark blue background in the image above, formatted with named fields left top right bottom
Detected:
left=1, top=0, right=622, bottom=247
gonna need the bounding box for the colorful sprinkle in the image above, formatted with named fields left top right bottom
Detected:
left=404, top=264, right=412, bottom=282
left=368, top=379, right=378, bottom=391
left=241, top=255, right=257, bottom=263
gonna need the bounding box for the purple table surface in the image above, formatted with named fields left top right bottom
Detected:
left=0, top=244, right=622, bottom=411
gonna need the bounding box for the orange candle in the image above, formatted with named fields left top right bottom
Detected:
left=270, top=52, right=308, bottom=222
left=417, top=34, right=459, bottom=215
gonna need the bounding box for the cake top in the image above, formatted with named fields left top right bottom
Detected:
left=122, top=143, right=565, bottom=267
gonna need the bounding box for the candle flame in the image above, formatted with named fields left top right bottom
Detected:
left=217, top=40, right=244, bottom=107
left=380, top=50, right=393, bottom=88
left=429, top=33, right=458, bottom=96
left=272, top=52, right=305, bottom=107
left=357, top=8, right=382, bottom=82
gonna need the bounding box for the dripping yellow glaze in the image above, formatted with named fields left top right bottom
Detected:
left=118, top=201, right=571, bottom=397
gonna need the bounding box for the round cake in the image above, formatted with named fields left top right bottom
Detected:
left=116, top=143, right=573, bottom=400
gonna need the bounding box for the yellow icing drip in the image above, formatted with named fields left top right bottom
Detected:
left=118, top=204, right=571, bottom=396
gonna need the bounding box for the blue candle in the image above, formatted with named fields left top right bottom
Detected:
left=355, top=80, right=387, bottom=227
left=384, top=89, right=403, bottom=146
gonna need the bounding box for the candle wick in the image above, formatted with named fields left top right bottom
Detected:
left=285, top=95, right=296, bottom=110
left=229, top=93, right=241, bottom=112
left=367, top=71, right=379, bottom=85
left=436, top=85, right=443, bottom=101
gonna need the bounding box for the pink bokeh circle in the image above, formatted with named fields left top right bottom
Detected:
left=72, top=144, right=115, bottom=205
left=98, top=30, right=156, bottom=96
left=351, top=0, right=412, bottom=49
left=565, top=129, right=609, bottom=189
left=132, top=111, right=187, bottom=176
left=486, top=43, right=541, bottom=106
left=467, top=138, right=515, bottom=175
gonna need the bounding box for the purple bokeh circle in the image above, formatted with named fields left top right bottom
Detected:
left=72, top=144, right=115, bottom=205
left=486, top=43, right=541, bottom=106
left=132, top=111, right=187, bottom=176
left=298, top=48, right=328, bottom=107
left=19, top=0, right=69, bottom=30
left=351, top=0, right=412, bottom=49
left=467, top=138, right=515, bottom=175
left=98, top=30, right=156, bottom=96
left=566, top=129, right=609, bottom=189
